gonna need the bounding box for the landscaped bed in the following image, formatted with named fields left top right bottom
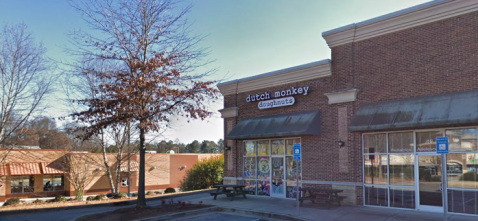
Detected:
left=0, top=189, right=211, bottom=212
left=76, top=202, right=212, bottom=221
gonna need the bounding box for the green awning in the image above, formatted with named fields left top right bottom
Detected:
left=349, top=90, right=478, bottom=132
left=226, top=110, right=321, bottom=140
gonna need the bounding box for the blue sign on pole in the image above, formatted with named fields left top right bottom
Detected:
left=293, top=144, right=301, bottom=161
left=436, top=137, right=449, bottom=154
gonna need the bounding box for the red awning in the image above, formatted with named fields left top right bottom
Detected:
left=40, top=162, right=64, bottom=174
left=0, top=164, right=8, bottom=176
left=9, top=162, right=42, bottom=175
left=120, top=161, right=139, bottom=172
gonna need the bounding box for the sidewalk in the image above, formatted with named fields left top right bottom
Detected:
left=192, top=193, right=477, bottom=221
left=1, top=192, right=477, bottom=221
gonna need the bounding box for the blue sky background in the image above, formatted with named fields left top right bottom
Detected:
left=1, top=0, right=430, bottom=143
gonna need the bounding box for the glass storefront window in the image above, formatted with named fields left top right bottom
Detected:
left=257, top=140, right=270, bottom=156
left=364, top=186, right=388, bottom=206
left=390, top=186, right=415, bottom=209
left=243, top=138, right=300, bottom=198
left=447, top=153, right=478, bottom=189
left=388, top=132, right=413, bottom=153
left=11, top=176, right=34, bottom=194
left=257, top=156, right=270, bottom=179
left=448, top=189, right=478, bottom=215
left=416, top=131, right=442, bottom=152
left=446, top=129, right=478, bottom=152
left=364, top=155, right=388, bottom=185
left=244, top=157, right=256, bottom=179
left=43, top=175, right=64, bottom=191
left=286, top=156, right=301, bottom=180
left=389, top=154, right=415, bottom=186
left=245, top=141, right=256, bottom=156
left=363, top=133, right=386, bottom=154
left=271, top=140, right=285, bottom=155
left=286, top=139, right=300, bottom=155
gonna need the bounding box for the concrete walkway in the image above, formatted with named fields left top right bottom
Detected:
left=0, top=192, right=477, bottom=221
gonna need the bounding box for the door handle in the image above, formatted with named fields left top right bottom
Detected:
left=439, top=183, right=443, bottom=192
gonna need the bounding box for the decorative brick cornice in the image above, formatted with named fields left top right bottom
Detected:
left=217, top=60, right=331, bottom=96
left=218, top=107, right=239, bottom=118
left=322, top=0, right=478, bottom=47
left=324, top=89, right=359, bottom=104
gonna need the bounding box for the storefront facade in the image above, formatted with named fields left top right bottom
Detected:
left=219, top=0, right=478, bottom=216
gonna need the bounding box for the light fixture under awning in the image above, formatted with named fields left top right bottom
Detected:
left=349, top=90, right=478, bottom=132
left=226, top=110, right=321, bottom=140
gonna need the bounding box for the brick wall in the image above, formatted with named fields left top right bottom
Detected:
left=222, top=10, right=478, bottom=205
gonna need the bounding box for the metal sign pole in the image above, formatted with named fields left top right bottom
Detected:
left=296, top=161, right=299, bottom=213
left=441, top=154, right=448, bottom=221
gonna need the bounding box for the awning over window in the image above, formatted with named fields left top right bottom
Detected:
left=226, top=110, right=321, bottom=140
left=9, top=162, right=42, bottom=175
left=0, top=164, right=7, bottom=176
left=120, top=161, right=139, bottom=172
left=40, top=162, right=64, bottom=174
left=349, top=90, right=478, bottom=132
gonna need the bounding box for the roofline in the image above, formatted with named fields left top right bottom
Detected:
left=218, top=59, right=330, bottom=87
left=322, top=0, right=448, bottom=37
left=218, top=59, right=331, bottom=96
left=322, top=0, right=478, bottom=47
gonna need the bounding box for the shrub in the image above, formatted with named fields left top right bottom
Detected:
left=33, top=199, right=44, bottom=204
left=4, top=197, right=21, bottom=206
left=154, top=191, right=162, bottom=195
left=164, top=188, right=176, bottom=193
left=54, top=195, right=66, bottom=202
left=132, top=192, right=138, bottom=197
left=146, top=191, right=154, bottom=195
left=95, top=194, right=106, bottom=200
left=112, top=192, right=127, bottom=199
left=86, top=196, right=95, bottom=201
left=460, top=171, right=478, bottom=181
left=180, top=155, right=224, bottom=191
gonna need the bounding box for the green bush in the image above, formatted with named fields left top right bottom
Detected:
left=54, top=195, right=66, bottom=202
left=419, top=168, right=431, bottom=181
left=4, top=197, right=20, bottom=206
left=146, top=191, right=154, bottom=195
left=132, top=192, right=138, bottom=197
left=33, top=199, right=44, bottom=204
left=154, top=191, right=162, bottom=195
left=86, top=196, right=95, bottom=201
left=431, top=176, right=442, bottom=182
left=164, top=188, right=176, bottom=193
left=112, top=192, right=127, bottom=199
left=460, top=171, right=478, bottom=181
left=95, top=194, right=106, bottom=200
left=180, top=155, right=224, bottom=191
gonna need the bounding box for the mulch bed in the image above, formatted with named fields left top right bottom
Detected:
left=76, top=204, right=212, bottom=221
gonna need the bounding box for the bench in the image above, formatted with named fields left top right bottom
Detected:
left=212, top=185, right=247, bottom=201
left=299, top=188, right=346, bottom=208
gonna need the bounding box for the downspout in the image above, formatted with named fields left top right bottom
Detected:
left=235, top=81, right=239, bottom=184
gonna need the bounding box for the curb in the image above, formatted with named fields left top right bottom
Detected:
left=0, top=189, right=215, bottom=216
left=130, top=206, right=307, bottom=221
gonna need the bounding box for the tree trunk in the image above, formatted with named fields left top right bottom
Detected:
left=75, top=189, right=84, bottom=202
left=136, top=127, right=146, bottom=207
left=102, top=142, right=116, bottom=194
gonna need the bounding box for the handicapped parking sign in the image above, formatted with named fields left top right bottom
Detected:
left=293, top=144, right=301, bottom=161
left=436, top=137, right=449, bottom=154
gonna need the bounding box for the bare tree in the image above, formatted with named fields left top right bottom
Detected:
left=0, top=23, right=53, bottom=146
left=61, top=151, right=100, bottom=201
left=68, top=0, right=219, bottom=208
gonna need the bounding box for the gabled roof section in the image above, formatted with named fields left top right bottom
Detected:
left=322, top=0, right=478, bottom=47
left=218, top=60, right=331, bottom=96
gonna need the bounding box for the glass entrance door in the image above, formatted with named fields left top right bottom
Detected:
left=271, top=157, right=285, bottom=198
left=418, top=155, right=443, bottom=212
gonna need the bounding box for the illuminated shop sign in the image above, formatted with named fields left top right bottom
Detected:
left=246, top=86, right=310, bottom=109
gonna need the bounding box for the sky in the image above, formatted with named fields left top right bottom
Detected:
left=0, top=0, right=430, bottom=144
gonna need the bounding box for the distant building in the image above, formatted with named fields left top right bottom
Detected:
left=0, top=149, right=220, bottom=202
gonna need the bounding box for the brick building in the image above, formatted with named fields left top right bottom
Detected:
left=0, top=149, right=220, bottom=202
left=218, top=0, right=478, bottom=216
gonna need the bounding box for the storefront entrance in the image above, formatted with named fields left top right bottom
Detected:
left=417, top=154, right=443, bottom=212
left=271, top=157, right=285, bottom=198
